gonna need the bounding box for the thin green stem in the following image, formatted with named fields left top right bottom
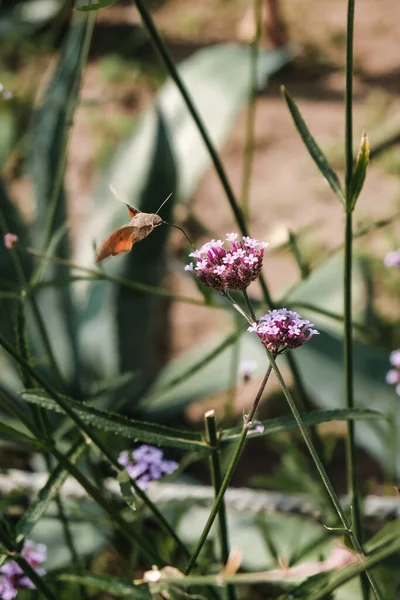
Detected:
left=204, top=410, right=236, bottom=600
left=185, top=365, right=273, bottom=574
left=133, top=0, right=275, bottom=308
left=0, top=332, right=190, bottom=558
left=0, top=205, right=65, bottom=388
left=266, top=350, right=382, bottom=599
left=242, top=289, right=256, bottom=322
left=50, top=446, right=160, bottom=565
left=26, top=247, right=207, bottom=307
left=14, top=555, right=58, bottom=600
left=240, top=0, right=262, bottom=219
left=344, top=1, right=370, bottom=598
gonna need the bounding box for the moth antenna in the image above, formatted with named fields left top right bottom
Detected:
left=155, top=192, right=173, bottom=215
left=109, top=184, right=126, bottom=204
left=163, top=221, right=196, bottom=250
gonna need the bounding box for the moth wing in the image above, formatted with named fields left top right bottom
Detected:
left=95, top=225, right=137, bottom=263
left=126, top=204, right=140, bottom=218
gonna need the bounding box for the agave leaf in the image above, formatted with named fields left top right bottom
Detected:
left=294, top=326, right=399, bottom=474
left=75, top=44, right=291, bottom=389
left=21, top=390, right=207, bottom=451
left=29, top=11, right=94, bottom=382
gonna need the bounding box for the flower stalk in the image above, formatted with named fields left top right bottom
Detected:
left=185, top=365, right=273, bottom=574
left=204, top=411, right=237, bottom=600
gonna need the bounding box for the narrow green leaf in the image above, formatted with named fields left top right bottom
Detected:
left=348, top=131, right=370, bottom=212
left=75, top=0, right=119, bottom=10
left=222, top=408, right=384, bottom=444
left=22, top=391, right=207, bottom=451
left=58, top=573, right=151, bottom=598
left=118, top=470, right=136, bottom=511
left=16, top=440, right=86, bottom=541
left=281, top=87, right=345, bottom=202
left=0, top=422, right=45, bottom=448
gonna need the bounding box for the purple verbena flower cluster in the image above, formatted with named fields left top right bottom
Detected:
left=185, top=233, right=268, bottom=291
left=386, top=350, right=400, bottom=396
left=118, top=445, right=178, bottom=490
left=384, top=249, right=400, bottom=268
left=248, top=308, right=319, bottom=354
left=0, top=539, right=46, bottom=600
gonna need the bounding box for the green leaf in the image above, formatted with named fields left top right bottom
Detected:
left=16, top=440, right=86, bottom=541
left=294, top=326, right=400, bottom=474
left=29, top=11, right=94, bottom=383
left=348, top=131, right=370, bottom=211
left=58, top=573, right=151, bottom=598
left=75, top=44, right=291, bottom=386
left=21, top=390, right=207, bottom=451
left=281, top=87, right=344, bottom=202
left=283, top=253, right=365, bottom=335
left=0, top=422, right=45, bottom=449
left=222, top=408, right=384, bottom=445
left=139, top=329, right=242, bottom=417
left=118, top=470, right=137, bottom=510
left=75, top=0, right=118, bottom=10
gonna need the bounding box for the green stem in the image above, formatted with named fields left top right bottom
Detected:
left=133, top=0, right=275, bottom=307
left=240, top=0, right=262, bottom=219
left=185, top=365, right=273, bottom=574
left=14, top=555, right=58, bottom=600
left=0, top=332, right=190, bottom=558
left=26, top=247, right=206, bottom=307
left=0, top=205, right=66, bottom=388
left=266, top=350, right=382, bottom=600
left=344, top=1, right=370, bottom=598
left=204, top=411, right=236, bottom=600
left=50, top=446, right=160, bottom=565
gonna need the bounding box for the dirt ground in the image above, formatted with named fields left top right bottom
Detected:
left=9, top=0, right=400, bottom=414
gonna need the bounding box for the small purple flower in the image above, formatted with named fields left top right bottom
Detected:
left=185, top=234, right=268, bottom=291
left=248, top=308, right=319, bottom=354
left=118, top=445, right=178, bottom=490
left=0, top=539, right=46, bottom=597
left=387, top=349, right=400, bottom=396
left=0, top=576, right=16, bottom=600
left=384, top=249, right=400, bottom=268
left=238, top=360, right=258, bottom=383
left=3, top=233, right=18, bottom=250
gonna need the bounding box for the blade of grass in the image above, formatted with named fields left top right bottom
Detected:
left=281, top=86, right=345, bottom=203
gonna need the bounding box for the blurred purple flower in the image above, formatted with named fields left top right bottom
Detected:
left=3, top=234, right=18, bottom=250
left=0, top=539, right=46, bottom=598
left=118, top=445, right=178, bottom=489
left=185, top=233, right=268, bottom=291
left=248, top=308, right=319, bottom=354
left=248, top=420, right=265, bottom=436
left=238, top=360, right=258, bottom=383
left=384, top=249, right=400, bottom=268
left=387, top=349, right=400, bottom=396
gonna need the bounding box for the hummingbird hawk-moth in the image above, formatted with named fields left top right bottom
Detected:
left=95, top=189, right=193, bottom=263
left=95, top=204, right=163, bottom=263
